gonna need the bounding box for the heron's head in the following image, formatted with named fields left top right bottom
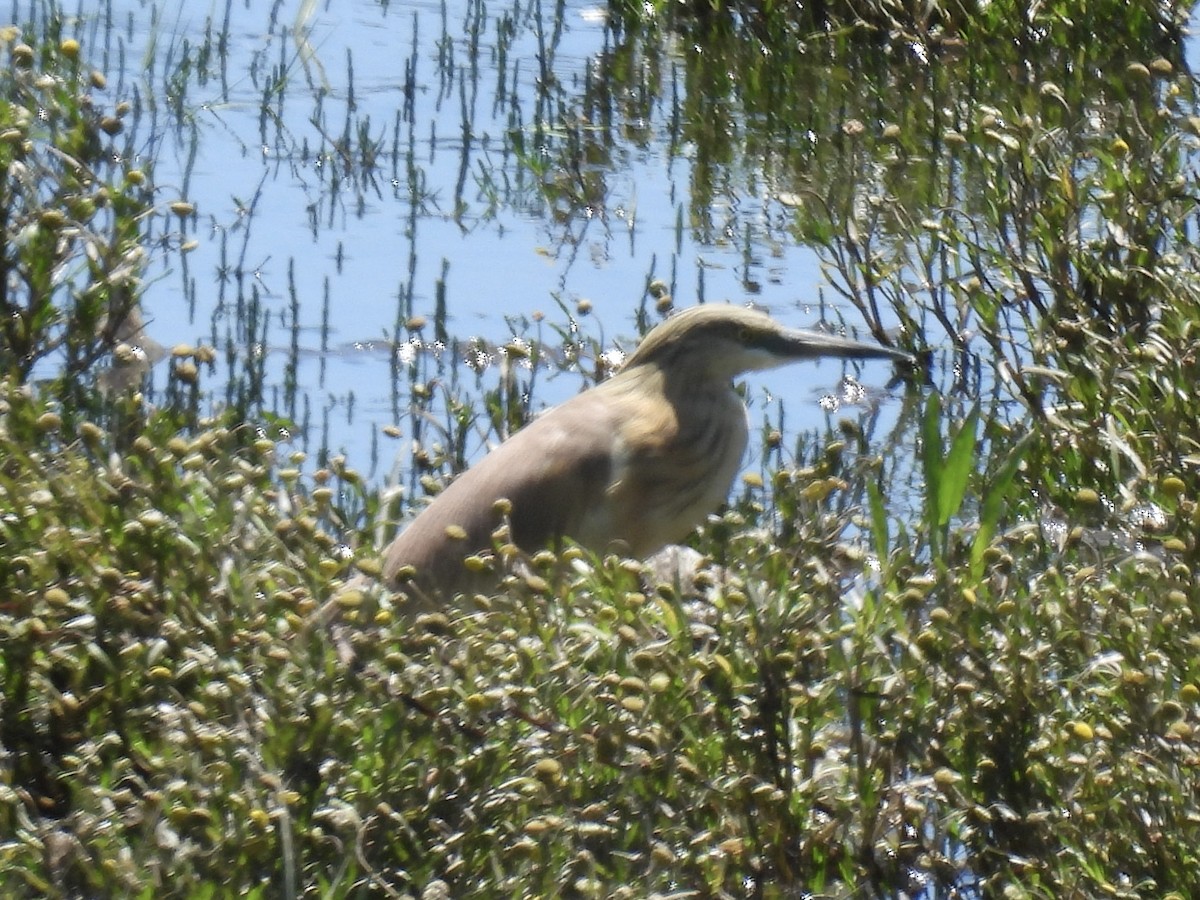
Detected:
left=622, top=305, right=912, bottom=382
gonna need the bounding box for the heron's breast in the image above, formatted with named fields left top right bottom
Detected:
left=597, top=386, right=749, bottom=556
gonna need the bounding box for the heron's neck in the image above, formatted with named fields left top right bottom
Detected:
left=609, top=360, right=735, bottom=400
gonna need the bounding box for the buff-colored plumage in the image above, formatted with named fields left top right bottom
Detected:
left=382, top=304, right=910, bottom=597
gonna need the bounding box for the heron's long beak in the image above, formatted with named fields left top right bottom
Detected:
left=769, top=327, right=914, bottom=364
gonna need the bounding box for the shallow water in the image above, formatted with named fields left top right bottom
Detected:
left=90, top=0, right=905, bottom=482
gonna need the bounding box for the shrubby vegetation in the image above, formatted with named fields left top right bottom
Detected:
left=0, top=22, right=157, bottom=402
left=3, top=2, right=1200, bottom=898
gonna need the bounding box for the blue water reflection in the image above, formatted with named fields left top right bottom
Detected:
left=98, top=0, right=904, bottom=481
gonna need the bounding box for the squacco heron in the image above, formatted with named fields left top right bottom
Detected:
left=382, top=304, right=911, bottom=597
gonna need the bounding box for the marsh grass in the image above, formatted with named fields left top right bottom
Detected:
left=4, top=1, right=1200, bottom=898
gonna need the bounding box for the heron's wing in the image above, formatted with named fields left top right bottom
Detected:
left=380, top=392, right=620, bottom=593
